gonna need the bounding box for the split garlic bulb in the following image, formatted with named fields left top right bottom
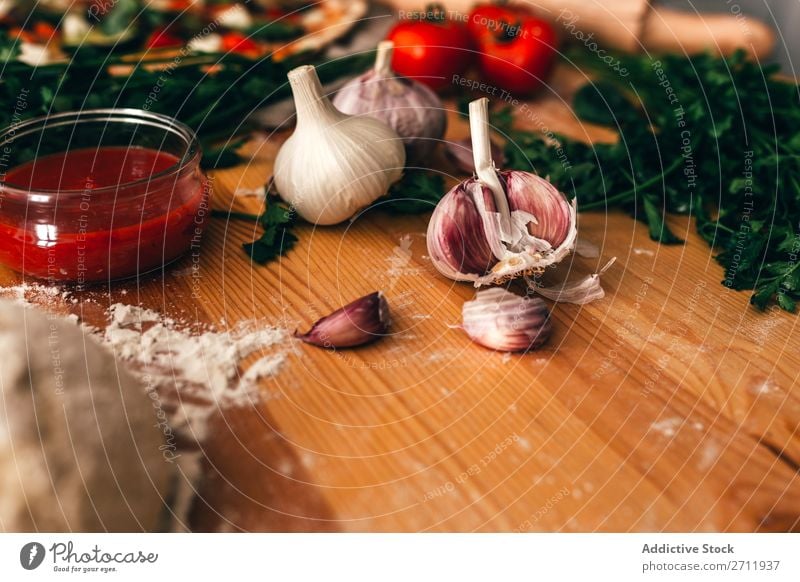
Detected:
left=274, top=65, right=406, bottom=225
left=462, top=287, right=552, bottom=352
left=332, top=41, right=446, bottom=163
left=427, top=98, right=577, bottom=285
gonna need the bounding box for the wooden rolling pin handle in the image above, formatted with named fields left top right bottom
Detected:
left=642, top=7, right=776, bottom=59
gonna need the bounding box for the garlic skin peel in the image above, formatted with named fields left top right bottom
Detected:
left=332, top=41, right=446, bottom=162
left=462, top=287, right=552, bottom=352
left=274, top=65, right=406, bottom=225
left=427, top=98, right=577, bottom=286
left=528, top=258, right=617, bottom=305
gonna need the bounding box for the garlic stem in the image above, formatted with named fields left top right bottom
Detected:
left=373, top=40, right=394, bottom=77
left=469, top=98, right=514, bottom=244
left=288, top=65, right=339, bottom=127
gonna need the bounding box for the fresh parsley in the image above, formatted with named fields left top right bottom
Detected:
left=376, top=170, right=446, bottom=214
left=212, top=200, right=298, bottom=265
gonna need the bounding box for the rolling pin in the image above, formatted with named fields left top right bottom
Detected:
left=384, top=0, right=775, bottom=58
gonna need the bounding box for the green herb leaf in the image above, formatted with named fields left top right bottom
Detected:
left=641, top=193, right=683, bottom=245
left=777, top=292, right=797, bottom=313
left=201, top=138, right=248, bottom=169
left=573, top=81, right=638, bottom=127
left=376, top=171, right=445, bottom=214
left=212, top=200, right=298, bottom=265
left=0, top=31, right=20, bottom=62
left=244, top=201, right=298, bottom=264
left=751, top=280, right=780, bottom=310
left=100, top=0, right=139, bottom=37
left=246, top=21, right=304, bottom=42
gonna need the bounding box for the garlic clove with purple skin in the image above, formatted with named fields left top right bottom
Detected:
left=332, top=41, right=446, bottom=163
left=427, top=98, right=577, bottom=286
left=295, top=292, right=390, bottom=348
left=425, top=179, right=500, bottom=281
left=461, top=287, right=552, bottom=352
left=505, top=171, right=573, bottom=247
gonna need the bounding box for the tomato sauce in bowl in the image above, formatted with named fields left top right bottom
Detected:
left=0, top=110, right=208, bottom=283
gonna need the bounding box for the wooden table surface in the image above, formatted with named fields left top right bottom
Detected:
left=5, top=65, right=799, bottom=532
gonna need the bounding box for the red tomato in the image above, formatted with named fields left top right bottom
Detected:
left=32, top=22, right=57, bottom=40
left=221, top=32, right=258, bottom=55
left=467, top=3, right=513, bottom=42
left=468, top=4, right=558, bottom=96
left=145, top=27, right=184, bottom=49
left=386, top=14, right=471, bottom=91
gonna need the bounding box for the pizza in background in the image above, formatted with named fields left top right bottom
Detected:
left=0, top=0, right=368, bottom=65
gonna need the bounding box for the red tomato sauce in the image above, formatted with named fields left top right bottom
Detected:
left=0, top=146, right=207, bottom=282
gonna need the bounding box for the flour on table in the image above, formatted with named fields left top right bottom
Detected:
left=0, top=280, right=291, bottom=443
left=233, top=185, right=267, bottom=199
left=239, top=355, right=286, bottom=389
left=750, top=377, right=780, bottom=396
left=649, top=417, right=683, bottom=438
left=0, top=282, right=65, bottom=305
left=103, top=303, right=288, bottom=410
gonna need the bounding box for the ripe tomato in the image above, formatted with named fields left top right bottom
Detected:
left=386, top=13, right=471, bottom=91
left=468, top=3, right=558, bottom=96
left=221, top=32, right=259, bottom=55
left=145, top=27, right=184, bottom=49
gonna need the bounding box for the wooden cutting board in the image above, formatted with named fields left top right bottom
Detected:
left=4, top=63, right=799, bottom=532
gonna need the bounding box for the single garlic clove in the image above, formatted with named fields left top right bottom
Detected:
left=461, top=287, right=552, bottom=352
left=295, top=292, right=390, bottom=348
left=504, top=170, right=572, bottom=248
left=426, top=179, right=500, bottom=282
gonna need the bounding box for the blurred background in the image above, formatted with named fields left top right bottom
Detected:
left=663, top=0, right=798, bottom=70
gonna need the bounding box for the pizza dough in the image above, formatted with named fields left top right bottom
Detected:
left=0, top=301, right=174, bottom=531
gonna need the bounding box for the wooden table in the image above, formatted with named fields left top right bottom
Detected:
left=6, top=65, right=799, bottom=532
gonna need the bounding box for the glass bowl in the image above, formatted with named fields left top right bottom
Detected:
left=0, top=109, right=208, bottom=284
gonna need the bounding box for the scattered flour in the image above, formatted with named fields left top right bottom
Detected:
left=696, top=441, right=720, bottom=472
left=99, top=304, right=290, bottom=441
left=1, top=283, right=291, bottom=442
left=649, top=417, right=683, bottom=438
left=103, top=303, right=288, bottom=408
left=633, top=248, right=655, bottom=257
left=0, top=282, right=65, bottom=305
left=239, top=354, right=286, bottom=389
left=233, top=185, right=267, bottom=199
left=751, top=377, right=780, bottom=396
left=649, top=417, right=705, bottom=439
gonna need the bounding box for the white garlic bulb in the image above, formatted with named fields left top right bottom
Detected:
left=462, top=287, right=552, bottom=352
left=274, top=65, right=406, bottom=225
left=332, top=41, right=447, bottom=163
left=427, top=98, right=577, bottom=285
